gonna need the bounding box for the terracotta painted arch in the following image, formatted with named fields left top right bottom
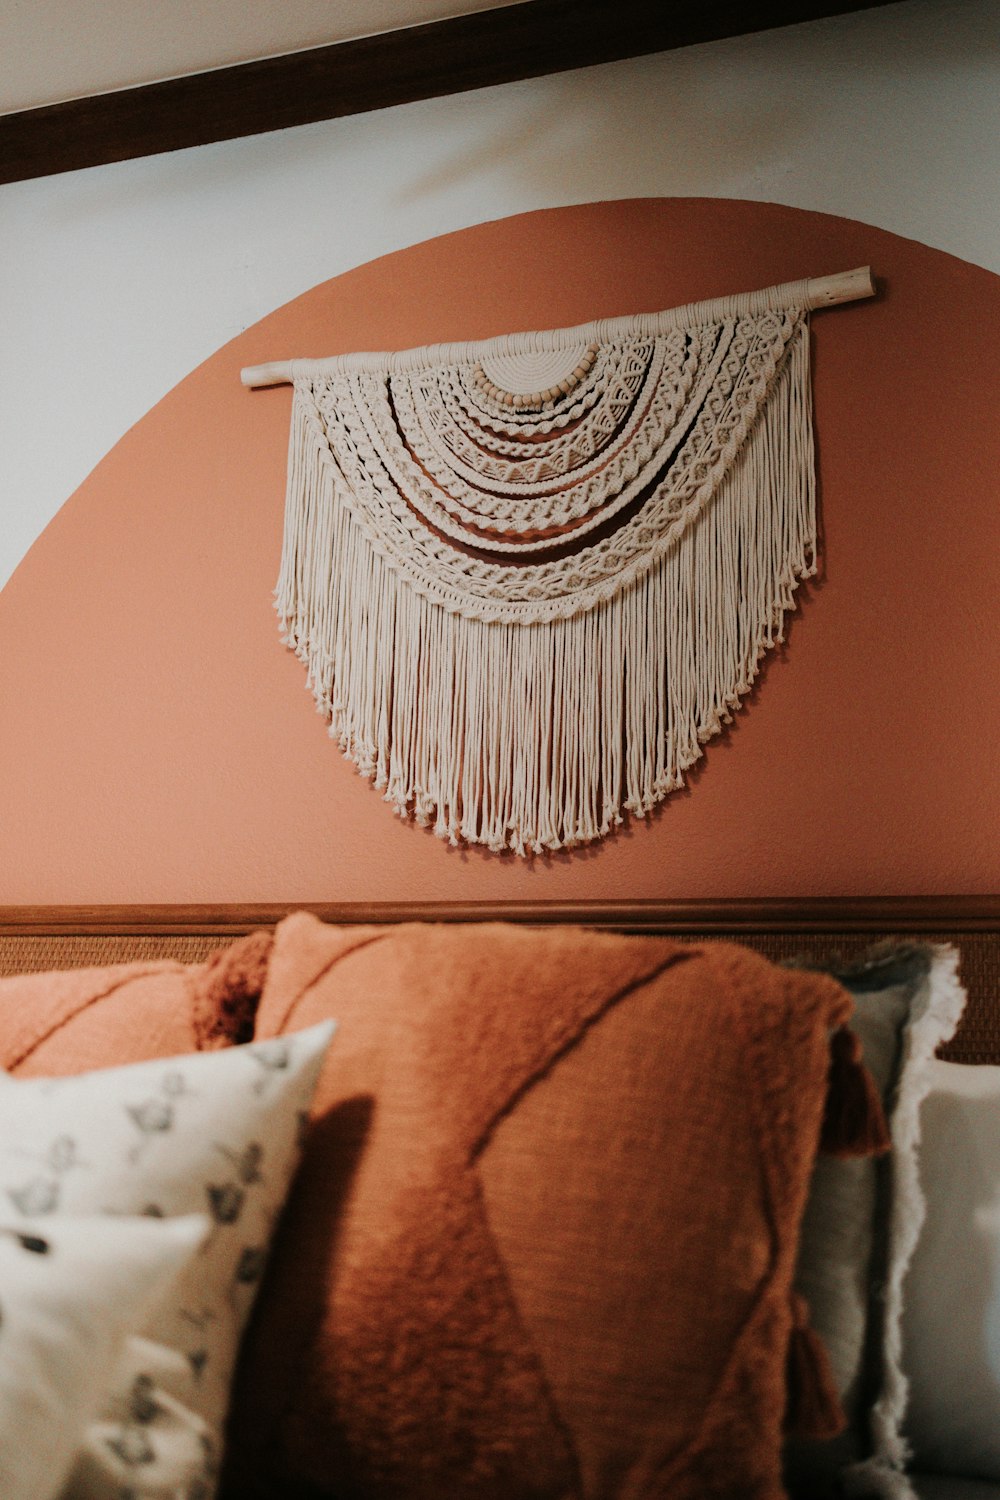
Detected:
left=1, top=198, right=998, bottom=903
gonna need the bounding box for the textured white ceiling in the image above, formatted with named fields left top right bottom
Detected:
left=1, top=0, right=524, bottom=113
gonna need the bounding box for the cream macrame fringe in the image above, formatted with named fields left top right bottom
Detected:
left=276, top=325, right=815, bottom=855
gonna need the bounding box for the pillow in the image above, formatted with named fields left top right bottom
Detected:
left=0, top=1213, right=208, bottom=1500
left=0, top=929, right=273, bottom=1078
left=906, top=1480, right=1000, bottom=1500
left=801, top=946, right=965, bottom=1500
left=0, top=1020, right=334, bottom=1500
left=66, top=1336, right=216, bottom=1499
left=784, top=946, right=946, bottom=1496
left=222, top=912, right=870, bottom=1500
left=899, top=1058, right=1000, bottom=1483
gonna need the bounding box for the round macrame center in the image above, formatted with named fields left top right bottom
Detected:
left=477, top=343, right=595, bottom=405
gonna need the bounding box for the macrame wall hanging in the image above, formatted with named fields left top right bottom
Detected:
left=242, top=267, right=875, bottom=855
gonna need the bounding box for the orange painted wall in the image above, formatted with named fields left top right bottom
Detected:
left=1, top=198, right=998, bottom=902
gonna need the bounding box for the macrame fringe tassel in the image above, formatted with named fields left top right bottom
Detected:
left=276, top=330, right=815, bottom=855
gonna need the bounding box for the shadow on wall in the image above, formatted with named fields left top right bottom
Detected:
left=396, top=3, right=995, bottom=209
left=396, top=55, right=807, bottom=205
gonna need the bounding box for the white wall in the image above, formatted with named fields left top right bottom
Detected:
left=3, top=0, right=520, bottom=111
left=1, top=0, right=997, bottom=592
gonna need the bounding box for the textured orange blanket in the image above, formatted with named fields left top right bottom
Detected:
left=223, top=914, right=858, bottom=1500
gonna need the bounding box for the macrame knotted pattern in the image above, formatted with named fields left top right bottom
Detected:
left=275, top=289, right=816, bottom=854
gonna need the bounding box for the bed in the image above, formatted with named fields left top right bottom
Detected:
left=0, top=894, right=997, bottom=1500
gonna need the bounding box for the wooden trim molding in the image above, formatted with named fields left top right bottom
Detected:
left=1, top=896, right=998, bottom=938
left=1, top=0, right=907, bottom=185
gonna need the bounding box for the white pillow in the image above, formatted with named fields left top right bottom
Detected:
left=901, top=1058, right=1000, bottom=1481
left=0, top=1213, right=208, bottom=1500
left=64, top=1336, right=216, bottom=1500
left=842, top=946, right=967, bottom=1500
left=0, top=1021, right=335, bottom=1500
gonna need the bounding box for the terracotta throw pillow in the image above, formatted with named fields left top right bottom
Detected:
left=0, top=930, right=272, bottom=1077
left=223, top=913, right=870, bottom=1500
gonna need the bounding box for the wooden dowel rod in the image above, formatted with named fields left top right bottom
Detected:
left=240, top=265, right=876, bottom=389
left=239, top=359, right=295, bottom=389
left=805, top=265, right=875, bottom=308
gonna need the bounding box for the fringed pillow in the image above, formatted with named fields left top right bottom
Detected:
left=222, top=913, right=885, bottom=1500
left=783, top=944, right=967, bottom=1500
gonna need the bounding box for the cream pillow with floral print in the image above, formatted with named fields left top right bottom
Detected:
left=0, top=1021, right=334, bottom=1500
left=0, top=1213, right=208, bottom=1500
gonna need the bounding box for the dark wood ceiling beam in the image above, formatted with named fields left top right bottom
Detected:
left=1, top=0, right=902, bottom=185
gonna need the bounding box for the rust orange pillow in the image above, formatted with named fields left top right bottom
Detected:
left=223, top=914, right=864, bottom=1500
left=0, top=930, right=271, bottom=1077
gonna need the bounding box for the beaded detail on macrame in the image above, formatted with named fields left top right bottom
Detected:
left=472, top=341, right=599, bottom=409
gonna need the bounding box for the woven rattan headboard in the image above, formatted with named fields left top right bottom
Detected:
left=1, top=898, right=997, bottom=1064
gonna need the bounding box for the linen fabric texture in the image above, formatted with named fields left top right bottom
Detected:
left=221, top=912, right=871, bottom=1500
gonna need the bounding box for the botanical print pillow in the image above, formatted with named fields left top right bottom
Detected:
left=65, top=1336, right=216, bottom=1499
left=0, top=1213, right=208, bottom=1500
left=0, top=1021, right=335, bottom=1500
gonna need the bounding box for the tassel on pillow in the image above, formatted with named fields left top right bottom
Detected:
left=785, top=1292, right=847, bottom=1440
left=819, top=1024, right=891, bottom=1158
left=191, top=928, right=273, bottom=1049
